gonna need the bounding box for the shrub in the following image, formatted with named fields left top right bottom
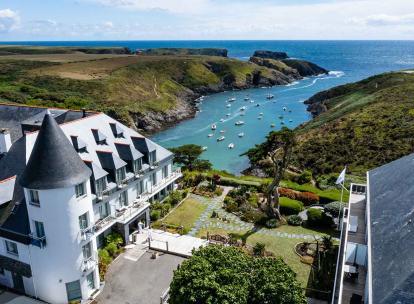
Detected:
left=279, top=198, right=304, bottom=215
left=105, top=232, right=123, bottom=247
left=162, top=203, right=172, bottom=216
left=265, top=218, right=281, bottom=229
left=106, top=242, right=118, bottom=257
left=253, top=242, right=266, bottom=257
left=182, top=189, right=189, bottom=199
left=224, top=197, right=238, bottom=213
left=98, top=248, right=112, bottom=265
left=214, top=187, right=224, bottom=196
left=287, top=215, right=303, bottom=226
left=150, top=210, right=161, bottom=221
left=294, top=170, right=313, bottom=184
left=306, top=208, right=333, bottom=228
left=324, top=201, right=344, bottom=218
left=241, top=209, right=267, bottom=224
left=169, top=191, right=182, bottom=206
left=248, top=193, right=259, bottom=208
left=211, top=210, right=218, bottom=218
left=278, top=187, right=320, bottom=205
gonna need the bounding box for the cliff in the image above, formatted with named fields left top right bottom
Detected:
left=141, top=48, right=228, bottom=57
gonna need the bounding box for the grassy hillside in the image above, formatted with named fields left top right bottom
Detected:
left=0, top=46, right=309, bottom=133
left=292, top=71, right=414, bottom=176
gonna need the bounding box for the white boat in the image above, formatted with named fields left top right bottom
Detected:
left=202, top=146, right=208, bottom=151
left=220, top=130, right=225, bottom=133
left=238, top=132, right=245, bottom=137
left=228, top=143, right=235, bottom=149
left=217, top=136, right=225, bottom=141
left=235, top=121, right=245, bottom=126
left=281, top=121, right=285, bottom=125
left=255, top=104, right=260, bottom=107
left=244, top=96, right=250, bottom=101
left=240, top=106, right=246, bottom=111
left=270, top=123, right=275, bottom=128
left=208, top=133, right=214, bottom=137
left=266, top=94, right=274, bottom=100
left=250, top=100, right=255, bottom=103
left=211, top=124, right=217, bottom=130
left=220, top=118, right=225, bottom=122
left=283, top=107, right=287, bottom=111
left=227, top=97, right=236, bottom=102
left=258, top=116, right=262, bottom=120
left=226, top=104, right=231, bottom=108
left=289, top=119, right=293, bottom=122
left=226, top=113, right=231, bottom=117
left=259, top=112, right=264, bottom=116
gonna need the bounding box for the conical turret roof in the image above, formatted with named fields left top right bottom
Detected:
left=19, top=113, right=91, bottom=190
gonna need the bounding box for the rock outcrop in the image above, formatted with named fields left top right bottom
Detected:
left=252, top=50, right=289, bottom=60
left=282, top=59, right=328, bottom=77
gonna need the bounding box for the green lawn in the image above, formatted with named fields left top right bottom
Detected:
left=196, top=227, right=311, bottom=287
left=158, top=197, right=207, bottom=231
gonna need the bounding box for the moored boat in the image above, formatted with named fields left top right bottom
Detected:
left=238, top=132, right=244, bottom=137
left=211, top=124, right=217, bottom=130
left=228, top=143, right=235, bottom=149
left=235, top=121, right=245, bottom=126
left=217, top=136, right=225, bottom=141
left=266, top=94, right=274, bottom=99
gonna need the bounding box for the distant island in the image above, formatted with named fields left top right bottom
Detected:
left=0, top=45, right=327, bottom=133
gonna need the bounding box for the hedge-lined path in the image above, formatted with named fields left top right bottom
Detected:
left=188, top=187, right=337, bottom=241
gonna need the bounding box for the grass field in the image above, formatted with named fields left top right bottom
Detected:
left=158, top=197, right=207, bottom=231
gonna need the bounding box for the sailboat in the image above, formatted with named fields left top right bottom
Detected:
left=228, top=143, right=235, bottom=149
left=211, top=124, right=217, bottom=130
left=238, top=132, right=245, bottom=137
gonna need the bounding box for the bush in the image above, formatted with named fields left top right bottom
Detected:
left=98, top=248, right=112, bottom=265
left=241, top=209, right=267, bottom=224
left=224, top=197, right=238, bottom=213
left=106, top=242, right=118, bottom=257
left=287, top=215, right=303, bottom=226
left=105, top=232, right=123, bottom=247
left=162, top=203, right=172, bottom=216
left=169, top=191, right=182, bottom=206
left=253, top=243, right=266, bottom=257
left=279, top=198, right=304, bottom=215
left=214, top=187, right=224, bottom=196
left=324, top=201, right=344, bottom=218
left=150, top=210, right=161, bottom=221
left=306, top=208, right=333, bottom=228
left=278, top=187, right=320, bottom=205
left=265, top=218, right=281, bottom=228
left=294, top=170, right=313, bottom=185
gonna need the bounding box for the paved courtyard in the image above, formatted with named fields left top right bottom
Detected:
left=96, top=250, right=184, bottom=304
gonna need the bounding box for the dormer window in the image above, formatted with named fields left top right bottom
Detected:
left=115, top=167, right=126, bottom=184
left=110, top=123, right=124, bottom=138
left=29, top=190, right=40, bottom=206
left=92, top=129, right=107, bottom=145
left=75, top=182, right=86, bottom=198
left=95, top=177, right=107, bottom=196
left=71, top=136, right=88, bottom=153
left=133, top=158, right=142, bottom=174
left=148, top=151, right=156, bottom=165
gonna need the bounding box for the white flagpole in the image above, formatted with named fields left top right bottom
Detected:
left=338, top=167, right=346, bottom=230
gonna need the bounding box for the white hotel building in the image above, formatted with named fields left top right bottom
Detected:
left=0, top=104, right=181, bottom=303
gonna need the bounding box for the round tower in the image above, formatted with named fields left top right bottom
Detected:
left=19, top=113, right=99, bottom=303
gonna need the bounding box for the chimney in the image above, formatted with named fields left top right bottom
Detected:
left=0, top=128, right=12, bottom=154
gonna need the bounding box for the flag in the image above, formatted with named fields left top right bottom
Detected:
left=336, top=167, right=346, bottom=185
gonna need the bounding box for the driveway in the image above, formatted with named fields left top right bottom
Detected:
left=96, top=250, right=184, bottom=304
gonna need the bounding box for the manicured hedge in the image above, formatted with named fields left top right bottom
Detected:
left=306, top=208, right=333, bottom=228
left=279, top=197, right=304, bottom=215
left=279, top=187, right=320, bottom=205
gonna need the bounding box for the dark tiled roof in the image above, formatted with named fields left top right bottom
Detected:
left=131, top=136, right=156, bottom=153
left=84, top=161, right=108, bottom=180
left=96, top=151, right=126, bottom=170
left=110, top=123, right=124, bottom=137
left=115, top=143, right=143, bottom=161
left=19, top=114, right=92, bottom=190
left=92, top=129, right=107, bottom=143
left=71, top=135, right=87, bottom=151
left=368, top=153, right=414, bottom=304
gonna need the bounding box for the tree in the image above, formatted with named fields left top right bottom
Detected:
left=244, top=128, right=296, bottom=219
left=170, top=144, right=212, bottom=171
left=169, top=245, right=306, bottom=304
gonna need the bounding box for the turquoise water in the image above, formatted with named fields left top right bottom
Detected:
left=4, top=40, right=414, bottom=173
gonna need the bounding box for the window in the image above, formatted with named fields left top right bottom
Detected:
left=151, top=172, right=157, bottom=186
left=162, top=166, right=168, bottom=179
left=86, top=272, right=95, bottom=290
left=148, top=151, right=156, bottom=165
left=34, top=221, right=45, bottom=238
left=133, top=158, right=142, bottom=174
left=119, top=191, right=128, bottom=206
left=95, top=177, right=107, bottom=196
left=82, top=242, right=92, bottom=260
left=79, top=212, right=89, bottom=230
left=66, top=280, right=82, bottom=301
left=136, top=180, right=144, bottom=197
left=115, top=167, right=126, bottom=184
left=75, top=183, right=86, bottom=198
left=99, top=202, right=110, bottom=220
left=5, top=240, right=18, bottom=255
left=29, top=190, right=40, bottom=206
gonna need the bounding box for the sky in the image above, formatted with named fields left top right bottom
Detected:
left=0, top=0, right=414, bottom=41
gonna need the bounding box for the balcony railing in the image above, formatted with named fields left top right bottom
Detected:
left=30, top=234, right=47, bottom=248
left=80, top=225, right=95, bottom=241
left=82, top=252, right=98, bottom=272
left=147, top=168, right=182, bottom=195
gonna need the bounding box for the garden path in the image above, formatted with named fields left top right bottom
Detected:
left=188, top=187, right=335, bottom=241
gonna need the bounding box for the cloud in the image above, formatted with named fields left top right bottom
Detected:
left=352, top=13, right=414, bottom=26
left=0, top=9, right=20, bottom=32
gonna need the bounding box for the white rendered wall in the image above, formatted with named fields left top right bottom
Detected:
left=25, top=181, right=99, bottom=303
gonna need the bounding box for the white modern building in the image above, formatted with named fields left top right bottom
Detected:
left=0, top=104, right=181, bottom=303
left=332, top=154, right=414, bottom=304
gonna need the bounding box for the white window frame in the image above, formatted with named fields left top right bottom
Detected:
left=75, top=183, right=86, bottom=198
left=86, top=271, right=95, bottom=290
left=29, top=189, right=40, bottom=206
left=34, top=220, right=45, bottom=238
left=119, top=191, right=128, bottom=206
left=5, top=240, right=18, bottom=256
left=78, top=212, right=89, bottom=230
left=82, top=242, right=92, bottom=260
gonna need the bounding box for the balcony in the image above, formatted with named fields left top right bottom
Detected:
left=82, top=252, right=98, bottom=272
left=30, top=234, right=47, bottom=248
left=80, top=225, right=95, bottom=241
left=146, top=168, right=182, bottom=196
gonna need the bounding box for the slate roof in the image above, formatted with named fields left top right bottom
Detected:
left=19, top=114, right=92, bottom=190
left=131, top=136, right=157, bottom=153
left=368, top=153, right=414, bottom=304
left=115, top=143, right=143, bottom=161
left=84, top=161, right=108, bottom=180
left=96, top=151, right=127, bottom=171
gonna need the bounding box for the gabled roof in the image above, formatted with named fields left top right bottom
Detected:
left=19, top=114, right=92, bottom=190
left=110, top=123, right=124, bottom=137
left=368, top=153, right=414, bottom=303
left=71, top=135, right=88, bottom=151
left=115, top=143, right=143, bottom=161
left=84, top=161, right=108, bottom=180
left=92, top=129, right=107, bottom=143
left=131, top=136, right=157, bottom=153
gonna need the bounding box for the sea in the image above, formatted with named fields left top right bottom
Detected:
left=4, top=40, right=414, bottom=173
